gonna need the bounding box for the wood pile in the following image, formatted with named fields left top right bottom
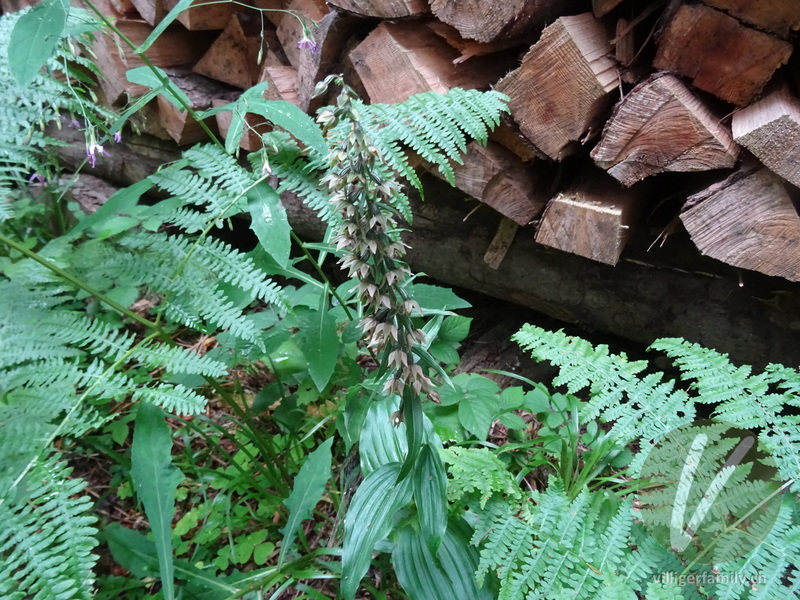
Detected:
left=7, top=0, right=800, bottom=283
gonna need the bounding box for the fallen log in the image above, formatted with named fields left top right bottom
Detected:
left=48, top=128, right=800, bottom=368
left=591, top=74, right=739, bottom=186
left=495, top=13, right=618, bottom=160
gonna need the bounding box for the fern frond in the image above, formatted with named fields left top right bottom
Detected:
left=0, top=454, right=97, bottom=600
left=441, top=446, right=521, bottom=509
left=513, top=325, right=695, bottom=449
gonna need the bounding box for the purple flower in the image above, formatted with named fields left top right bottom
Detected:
left=86, top=142, right=109, bottom=168
left=113, top=131, right=122, bottom=143
left=28, top=172, right=45, bottom=185
left=297, top=36, right=317, bottom=52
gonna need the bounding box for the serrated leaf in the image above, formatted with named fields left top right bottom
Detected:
left=9, top=0, right=68, bottom=87
left=342, top=463, right=413, bottom=600
left=131, top=402, right=184, bottom=600
left=247, top=182, right=290, bottom=268
left=392, top=519, right=493, bottom=600
left=413, top=444, right=447, bottom=555
left=438, top=315, right=472, bottom=343
left=279, top=437, right=333, bottom=566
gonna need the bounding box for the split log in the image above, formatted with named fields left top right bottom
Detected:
left=429, top=141, right=549, bottom=225
left=92, top=19, right=210, bottom=103
left=349, top=21, right=516, bottom=104
left=259, top=65, right=300, bottom=104
left=163, top=0, right=235, bottom=30
left=326, top=0, right=429, bottom=18
left=654, top=3, right=792, bottom=106
left=251, top=0, right=289, bottom=27
left=429, top=0, right=565, bottom=43
left=593, top=0, right=624, bottom=18
left=211, top=98, right=266, bottom=151
left=46, top=126, right=800, bottom=368
left=427, top=21, right=523, bottom=64
left=157, top=71, right=237, bottom=145
left=128, top=0, right=165, bottom=26
left=591, top=74, right=739, bottom=186
left=495, top=13, right=617, bottom=160
left=275, top=0, right=330, bottom=69
left=701, top=0, right=800, bottom=38
left=193, top=12, right=284, bottom=89
left=681, top=167, right=800, bottom=282
left=535, top=169, right=643, bottom=265
left=732, top=86, right=800, bottom=189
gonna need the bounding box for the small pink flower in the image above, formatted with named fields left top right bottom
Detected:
left=28, top=172, right=45, bottom=185
left=297, top=36, right=317, bottom=52
left=86, top=142, right=109, bottom=168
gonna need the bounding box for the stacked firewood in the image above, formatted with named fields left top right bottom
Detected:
left=6, top=0, right=800, bottom=281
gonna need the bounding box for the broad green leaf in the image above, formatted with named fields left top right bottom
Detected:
left=498, top=412, right=527, bottom=429
left=413, top=444, right=447, bottom=554
left=392, top=519, right=493, bottom=600
left=9, top=0, right=68, bottom=86
left=244, top=95, right=327, bottom=158
left=247, top=182, right=290, bottom=268
left=359, top=395, right=441, bottom=476
left=131, top=402, right=184, bottom=600
left=295, top=298, right=339, bottom=392
left=408, top=283, right=471, bottom=312
left=438, top=315, right=472, bottom=343
left=342, top=463, right=413, bottom=600
left=66, top=177, right=155, bottom=240
left=279, top=437, right=333, bottom=566
left=126, top=66, right=190, bottom=109
left=437, top=373, right=501, bottom=440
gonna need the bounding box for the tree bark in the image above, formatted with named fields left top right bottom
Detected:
left=430, top=0, right=565, bottom=43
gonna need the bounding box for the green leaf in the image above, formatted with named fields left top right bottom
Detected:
left=438, top=315, right=472, bottom=343
left=105, top=524, right=239, bottom=598
left=295, top=298, right=339, bottom=392
left=131, top=402, right=184, bottom=600
left=243, top=94, right=327, bottom=158
left=360, top=395, right=441, bottom=476
left=392, top=519, right=493, bottom=600
left=247, top=182, right=291, bottom=268
left=409, top=283, right=471, bottom=312
left=498, top=412, right=527, bottom=429
left=126, top=66, right=190, bottom=109
left=9, top=0, right=68, bottom=86
left=413, top=444, right=447, bottom=555
left=342, top=463, right=413, bottom=600
left=279, top=437, right=333, bottom=566
left=66, top=178, right=155, bottom=240
left=438, top=374, right=501, bottom=441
